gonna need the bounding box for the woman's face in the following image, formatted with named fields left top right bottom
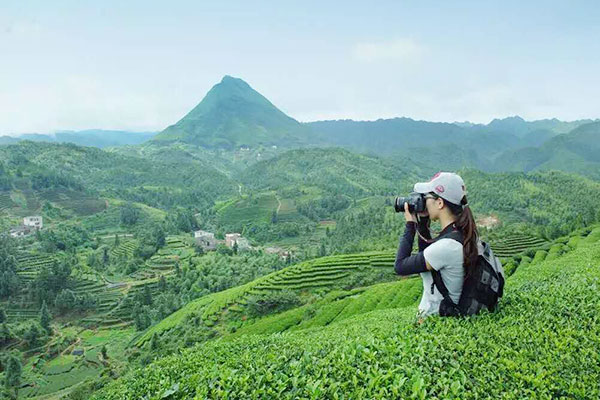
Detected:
left=424, top=196, right=443, bottom=220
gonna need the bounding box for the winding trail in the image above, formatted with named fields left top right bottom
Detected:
left=276, top=196, right=282, bottom=215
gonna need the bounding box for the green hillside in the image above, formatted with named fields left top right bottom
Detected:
left=493, top=121, right=600, bottom=179
left=94, top=225, right=600, bottom=399
left=3, top=138, right=600, bottom=399
left=154, top=76, right=311, bottom=149
left=304, top=116, right=596, bottom=166
left=0, top=130, right=156, bottom=148
left=240, top=147, right=422, bottom=196
left=131, top=227, right=561, bottom=354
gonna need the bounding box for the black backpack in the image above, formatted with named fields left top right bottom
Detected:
left=430, top=228, right=505, bottom=317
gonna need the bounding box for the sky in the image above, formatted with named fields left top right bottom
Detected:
left=1, top=0, right=599, bottom=135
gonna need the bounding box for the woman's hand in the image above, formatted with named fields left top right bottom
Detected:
left=403, top=202, right=417, bottom=223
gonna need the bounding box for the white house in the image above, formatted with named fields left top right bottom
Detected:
left=225, top=233, right=241, bottom=248
left=23, top=216, right=43, bottom=230
left=194, top=230, right=217, bottom=251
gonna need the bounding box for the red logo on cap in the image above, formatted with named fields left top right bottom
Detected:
left=429, top=172, right=442, bottom=182
left=435, top=185, right=445, bottom=193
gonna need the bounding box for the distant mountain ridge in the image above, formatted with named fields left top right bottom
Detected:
left=0, top=129, right=156, bottom=148
left=494, top=121, right=600, bottom=180
left=149, top=75, right=597, bottom=173
left=4, top=75, right=598, bottom=179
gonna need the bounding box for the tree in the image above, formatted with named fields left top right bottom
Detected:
left=102, top=247, right=110, bottom=266
left=150, top=333, right=160, bottom=350
left=0, top=235, right=19, bottom=299
left=101, top=345, right=108, bottom=360
left=4, top=352, right=22, bottom=398
left=24, top=323, right=41, bottom=348
left=142, top=285, right=153, bottom=306
left=232, top=241, right=239, bottom=255
left=271, top=210, right=278, bottom=224
left=120, top=203, right=140, bottom=225
left=158, top=276, right=167, bottom=292
left=40, top=301, right=52, bottom=334
left=153, top=226, right=166, bottom=249
left=87, top=251, right=98, bottom=269
left=319, top=243, right=327, bottom=257
left=0, top=323, right=12, bottom=345
left=114, top=234, right=120, bottom=247
left=0, top=307, right=6, bottom=323
left=55, top=289, right=77, bottom=314
left=194, top=244, right=205, bottom=256
left=134, top=308, right=151, bottom=331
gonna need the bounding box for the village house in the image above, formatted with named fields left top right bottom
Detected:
left=23, top=215, right=43, bottom=230
left=8, top=215, right=43, bottom=238
left=225, top=233, right=241, bottom=248
left=225, top=233, right=252, bottom=251
left=9, top=225, right=33, bottom=238
left=194, top=230, right=217, bottom=251
left=265, top=246, right=291, bottom=260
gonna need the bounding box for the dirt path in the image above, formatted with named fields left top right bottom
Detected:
left=276, top=196, right=282, bottom=215
left=61, top=337, right=82, bottom=356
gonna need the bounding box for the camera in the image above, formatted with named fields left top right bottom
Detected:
left=394, top=192, right=426, bottom=213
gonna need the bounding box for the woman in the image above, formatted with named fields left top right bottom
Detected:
left=394, top=171, right=479, bottom=318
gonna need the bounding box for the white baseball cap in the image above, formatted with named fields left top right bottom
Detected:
left=413, top=171, right=466, bottom=206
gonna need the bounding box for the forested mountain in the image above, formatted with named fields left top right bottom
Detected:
left=153, top=76, right=312, bottom=148
left=239, top=147, right=424, bottom=196
left=493, top=121, right=600, bottom=179
left=484, top=115, right=591, bottom=137
left=146, top=76, right=598, bottom=178
left=306, top=116, right=596, bottom=164
left=0, top=130, right=156, bottom=148
left=306, top=118, right=519, bottom=160
left=0, top=141, right=237, bottom=212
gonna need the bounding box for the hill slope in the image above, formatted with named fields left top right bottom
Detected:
left=0, top=130, right=156, bottom=148
left=493, top=121, right=600, bottom=179
left=154, top=76, right=310, bottom=148
left=94, top=225, right=600, bottom=399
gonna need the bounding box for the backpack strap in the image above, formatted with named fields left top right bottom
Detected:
left=429, top=226, right=463, bottom=312
left=430, top=269, right=453, bottom=302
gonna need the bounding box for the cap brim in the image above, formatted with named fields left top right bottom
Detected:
left=413, top=182, right=433, bottom=194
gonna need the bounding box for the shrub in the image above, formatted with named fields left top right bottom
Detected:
left=245, top=290, right=302, bottom=316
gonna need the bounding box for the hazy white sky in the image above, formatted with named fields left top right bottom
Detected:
left=1, top=0, right=599, bottom=135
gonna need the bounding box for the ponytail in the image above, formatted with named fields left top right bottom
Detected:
left=446, top=196, right=479, bottom=274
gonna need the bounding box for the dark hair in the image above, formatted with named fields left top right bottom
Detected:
left=430, top=192, right=479, bottom=273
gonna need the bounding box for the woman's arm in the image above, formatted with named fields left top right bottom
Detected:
left=394, top=222, right=430, bottom=275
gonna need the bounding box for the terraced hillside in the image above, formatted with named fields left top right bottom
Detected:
left=0, top=191, right=15, bottom=212
left=96, top=225, right=600, bottom=399
left=136, top=251, right=399, bottom=346
left=18, top=327, right=135, bottom=399
left=136, top=230, right=567, bottom=348
left=0, top=188, right=106, bottom=220
left=488, top=233, right=548, bottom=258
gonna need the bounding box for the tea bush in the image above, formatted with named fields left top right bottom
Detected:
left=94, top=229, right=600, bottom=399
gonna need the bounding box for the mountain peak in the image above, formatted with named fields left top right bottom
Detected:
left=220, top=75, right=245, bottom=84
left=153, top=77, right=308, bottom=148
